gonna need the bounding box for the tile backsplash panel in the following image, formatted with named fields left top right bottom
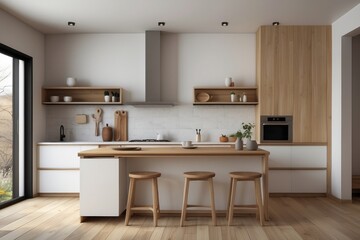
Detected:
left=46, top=105, right=255, bottom=142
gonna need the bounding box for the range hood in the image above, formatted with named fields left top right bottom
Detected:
left=126, top=31, right=175, bottom=106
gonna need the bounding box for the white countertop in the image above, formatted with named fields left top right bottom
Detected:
left=37, top=141, right=235, bottom=146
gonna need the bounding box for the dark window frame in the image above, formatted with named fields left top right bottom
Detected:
left=0, top=43, right=33, bottom=209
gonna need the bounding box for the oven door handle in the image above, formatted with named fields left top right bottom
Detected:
left=262, top=123, right=289, bottom=125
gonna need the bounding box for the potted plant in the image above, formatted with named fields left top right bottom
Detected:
left=104, top=91, right=110, bottom=102
left=219, top=134, right=229, bottom=142
left=242, top=122, right=257, bottom=150
left=230, top=92, right=236, bottom=102
left=111, top=91, right=120, bottom=102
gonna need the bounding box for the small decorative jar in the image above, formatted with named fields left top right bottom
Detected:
left=66, top=77, right=76, bottom=87
left=230, top=92, right=236, bottom=102
left=102, top=124, right=113, bottom=141
left=225, top=77, right=232, bottom=87
left=242, top=92, right=247, bottom=102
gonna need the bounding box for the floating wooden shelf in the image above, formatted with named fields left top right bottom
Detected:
left=42, top=87, right=123, bottom=105
left=193, top=87, right=258, bottom=105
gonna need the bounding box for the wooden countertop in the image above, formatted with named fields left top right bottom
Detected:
left=78, top=146, right=270, bottom=158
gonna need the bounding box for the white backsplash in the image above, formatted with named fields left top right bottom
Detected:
left=45, top=104, right=255, bottom=142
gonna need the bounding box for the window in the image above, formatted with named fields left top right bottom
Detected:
left=0, top=43, right=32, bottom=208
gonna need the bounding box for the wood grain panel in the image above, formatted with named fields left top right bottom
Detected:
left=256, top=26, right=331, bottom=144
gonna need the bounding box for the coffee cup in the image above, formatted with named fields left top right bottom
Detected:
left=182, top=141, right=192, bottom=147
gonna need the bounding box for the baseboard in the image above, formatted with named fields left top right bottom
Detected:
left=328, top=194, right=353, bottom=203
left=38, top=193, right=79, bottom=197
left=269, top=193, right=327, bottom=197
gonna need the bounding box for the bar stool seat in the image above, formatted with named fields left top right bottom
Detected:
left=227, top=171, right=264, bottom=226
left=180, top=171, right=216, bottom=227
left=125, top=171, right=161, bottom=227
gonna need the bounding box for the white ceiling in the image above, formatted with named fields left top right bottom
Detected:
left=0, top=0, right=359, bottom=34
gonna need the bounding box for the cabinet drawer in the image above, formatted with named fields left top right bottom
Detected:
left=39, top=146, right=80, bottom=168
left=269, top=170, right=292, bottom=193
left=38, top=170, right=79, bottom=193
left=269, top=169, right=326, bottom=193
left=261, top=146, right=291, bottom=167
left=292, top=170, right=326, bottom=193
left=291, top=146, right=327, bottom=168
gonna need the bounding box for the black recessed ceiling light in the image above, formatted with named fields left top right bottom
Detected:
left=68, top=21, right=75, bottom=26
left=158, top=22, right=165, bottom=27
left=272, top=22, right=280, bottom=26
left=221, top=22, right=229, bottom=27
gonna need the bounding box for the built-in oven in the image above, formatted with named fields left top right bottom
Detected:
left=260, top=116, right=293, bottom=143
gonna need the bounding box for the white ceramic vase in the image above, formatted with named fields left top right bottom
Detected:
left=66, top=77, right=76, bottom=87
left=225, top=77, right=232, bottom=87
left=104, top=95, right=110, bottom=102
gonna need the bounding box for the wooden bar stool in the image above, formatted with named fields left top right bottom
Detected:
left=125, top=171, right=161, bottom=227
left=180, top=171, right=216, bottom=227
left=227, top=171, right=264, bottom=226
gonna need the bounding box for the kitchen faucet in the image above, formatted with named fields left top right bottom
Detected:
left=60, top=125, right=66, bottom=141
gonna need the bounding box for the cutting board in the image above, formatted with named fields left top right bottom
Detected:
left=114, top=110, right=128, bottom=141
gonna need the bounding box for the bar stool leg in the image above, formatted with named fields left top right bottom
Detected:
left=208, top=178, right=216, bottom=226
left=226, top=177, right=233, bottom=221
left=152, top=177, right=160, bottom=227
left=156, top=178, right=160, bottom=215
left=228, top=178, right=237, bottom=226
left=125, top=178, right=135, bottom=226
left=180, top=178, right=190, bottom=227
left=255, top=178, right=264, bottom=226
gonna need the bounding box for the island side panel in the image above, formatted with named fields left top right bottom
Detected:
left=126, top=155, right=263, bottom=211
left=80, top=157, right=126, bottom=217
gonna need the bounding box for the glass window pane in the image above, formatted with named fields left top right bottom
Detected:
left=0, top=53, right=13, bottom=203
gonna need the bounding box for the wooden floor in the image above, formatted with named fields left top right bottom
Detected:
left=0, top=197, right=359, bottom=240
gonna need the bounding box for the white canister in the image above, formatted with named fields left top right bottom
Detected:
left=66, top=77, right=76, bottom=87
left=242, top=93, right=247, bottom=102
left=225, top=77, right=232, bottom=87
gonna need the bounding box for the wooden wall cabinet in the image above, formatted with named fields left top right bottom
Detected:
left=193, top=87, right=258, bottom=105
left=42, top=87, right=123, bottom=105
left=256, top=26, right=331, bottom=143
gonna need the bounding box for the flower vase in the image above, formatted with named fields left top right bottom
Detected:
left=235, top=138, right=243, bottom=150
left=246, top=139, right=258, bottom=150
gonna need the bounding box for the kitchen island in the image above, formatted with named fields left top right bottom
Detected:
left=78, top=146, right=270, bottom=222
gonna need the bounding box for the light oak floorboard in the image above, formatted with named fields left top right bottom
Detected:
left=0, top=196, right=360, bottom=240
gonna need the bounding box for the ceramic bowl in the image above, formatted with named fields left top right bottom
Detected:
left=50, top=96, right=59, bottom=102
left=63, top=96, right=72, bottom=102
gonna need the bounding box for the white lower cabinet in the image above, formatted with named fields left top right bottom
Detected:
left=37, top=145, right=95, bottom=193
left=262, top=145, right=327, bottom=193
left=269, top=170, right=327, bottom=193
left=39, top=170, right=79, bottom=193
left=80, top=158, right=127, bottom=217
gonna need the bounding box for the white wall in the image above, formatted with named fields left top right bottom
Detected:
left=353, top=35, right=360, bottom=176
left=44, top=33, right=256, bottom=142
left=332, top=3, right=360, bottom=199
left=0, top=9, right=45, bottom=195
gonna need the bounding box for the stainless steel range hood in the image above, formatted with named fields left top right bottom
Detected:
left=126, top=31, right=175, bottom=106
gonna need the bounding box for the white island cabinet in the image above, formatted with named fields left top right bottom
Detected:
left=38, top=145, right=94, bottom=193
left=80, top=158, right=127, bottom=217
left=261, top=145, right=327, bottom=193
